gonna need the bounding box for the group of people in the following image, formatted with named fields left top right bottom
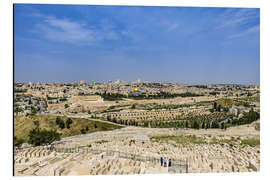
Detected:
left=160, top=157, right=172, bottom=167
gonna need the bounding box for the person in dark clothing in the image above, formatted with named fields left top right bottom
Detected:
left=160, top=157, right=163, bottom=166
left=168, top=159, right=172, bottom=167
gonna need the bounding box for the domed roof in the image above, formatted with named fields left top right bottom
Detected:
left=133, top=88, right=139, bottom=92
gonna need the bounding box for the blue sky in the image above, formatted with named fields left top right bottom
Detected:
left=14, top=4, right=260, bottom=84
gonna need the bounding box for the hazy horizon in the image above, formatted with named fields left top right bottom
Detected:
left=14, top=5, right=260, bottom=85
left=14, top=80, right=259, bottom=86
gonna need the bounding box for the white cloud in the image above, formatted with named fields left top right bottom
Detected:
left=215, top=8, right=259, bottom=39
left=228, top=25, right=259, bottom=39
left=33, top=15, right=119, bottom=45
left=216, top=8, right=259, bottom=29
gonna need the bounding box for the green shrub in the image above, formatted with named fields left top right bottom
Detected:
left=66, top=118, right=73, bottom=129
left=56, top=117, right=65, bottom=129
left=14, top=136, right=24, bottom=147
left=28, top=129, right=60, bottom=146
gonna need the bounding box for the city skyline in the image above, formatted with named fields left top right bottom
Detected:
left=14, top=80, right=259, bottom=86
left=14, top=4, right=260, bottom=84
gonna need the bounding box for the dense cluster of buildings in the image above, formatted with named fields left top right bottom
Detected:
left=14, top=81, right=259, bottom=100
left=14, top=81, right=259, bottom=117
left=14, top=94, right=47, bottom=115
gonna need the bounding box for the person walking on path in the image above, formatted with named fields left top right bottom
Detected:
left=168, top=159, right=172, bottom=167
left=164, top=158, right=167, bottom=167
left=160, top=157, right=163, bottom=166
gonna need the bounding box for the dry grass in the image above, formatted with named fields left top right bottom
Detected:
left=14, top=115, right=122, bottom=142
left=241, top=138, right=260, bottom=147
left=216, top=98, right=234, bottom=107
left=150, top=135, right=207, bottom=145
left=150, top=134, right=260, bottom=147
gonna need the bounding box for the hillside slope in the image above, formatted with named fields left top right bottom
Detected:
left=14, top=115, right=123, bottom=142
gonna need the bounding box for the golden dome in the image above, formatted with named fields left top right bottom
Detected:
left=133, top=88, right=139, bottom=92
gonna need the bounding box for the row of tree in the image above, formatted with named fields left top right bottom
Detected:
left=98, top=92, right=202, bottom=101
left=106, top=109, right=259, bottom=130
left=106, top=115, right=225, bottom=129
left=231, top=108, right=259, bottom=125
